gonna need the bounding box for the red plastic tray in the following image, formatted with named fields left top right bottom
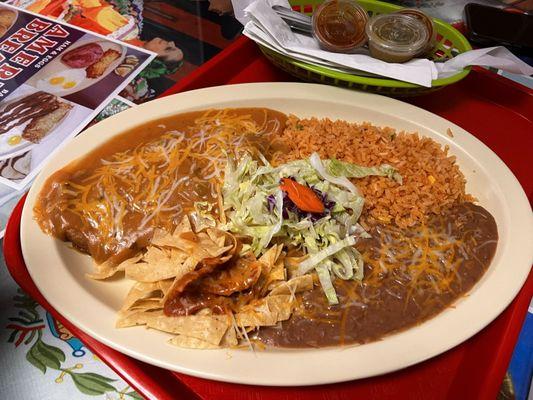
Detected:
left=5, top=36, right=533, bottom=400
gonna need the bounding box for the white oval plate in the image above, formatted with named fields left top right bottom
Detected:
left=21, top=83, right=533, bottom=386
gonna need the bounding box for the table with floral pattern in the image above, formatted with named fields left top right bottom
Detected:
left=0, top=257, right=139, bottom=399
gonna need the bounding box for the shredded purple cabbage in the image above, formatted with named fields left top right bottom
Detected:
left=266, top=194, right=276, bottom=213
left=312, top=186, right=336, bottom=210
left=268, top=183, right=335, bottom=223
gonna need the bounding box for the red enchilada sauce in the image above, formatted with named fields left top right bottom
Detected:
left=34, top=108, right=287, bottom=265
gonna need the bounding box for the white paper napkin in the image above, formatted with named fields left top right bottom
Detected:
left=436, top=46, right=533, bottom=78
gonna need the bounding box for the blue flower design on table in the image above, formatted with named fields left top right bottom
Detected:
left=46, top=312, right=86, bottom=357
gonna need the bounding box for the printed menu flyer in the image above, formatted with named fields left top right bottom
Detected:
left=0, top=3, right=154, bottom=235
left=0, top=3, right=154, bottom=188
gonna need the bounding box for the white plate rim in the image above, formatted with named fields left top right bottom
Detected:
left=20, top=83, right=533, bottom=386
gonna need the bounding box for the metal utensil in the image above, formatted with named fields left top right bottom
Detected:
left=272, top=5, right=313, bottom=34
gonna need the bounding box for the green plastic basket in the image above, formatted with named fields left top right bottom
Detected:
left=258, top=0, right=472, bottom=96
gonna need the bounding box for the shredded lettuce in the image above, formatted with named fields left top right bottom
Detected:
left=309, top=153, right=359, bottom=195
left=315, top=262, right=338, bottom=304
left=257, top=189, right=283, bottom=256
left=190, top=201, right=217, bottom=232
left=325, top=158, right=403, bottom=184
left=221, top=152, right=401, bottom=304
left=298, top=236, right=357, bottom=275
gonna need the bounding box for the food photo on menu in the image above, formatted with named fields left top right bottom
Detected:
left=0, top=4, right=154, bottom=189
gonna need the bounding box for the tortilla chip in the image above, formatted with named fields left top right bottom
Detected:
left=151, top=228, right=175, bottom=247
left=153, top=229, right=234, bottom=264
left=268, top=257, right=286, bottom=282
left=193, top=231, right=235, bottom=258
left=87, top=260, right=116, bottom=280
left=158, top=279, right=174, bottom=295
left=115, top=309, right=164, bottom=328
left=125, top=248, right=190, bottom=282
left=205, top=228, right=221, bottom=245
left=150, top=215, right=212, bottom=249
left=160, top=230, right=238, bottom=304
left=168, top=323, right=238, bottom=349
left=150, top=247, right=188, bottom=267
left=121, top=281, right=162, bottom=311
left=221, top=326, right=238, bottom=347
left=258, top=245, right=283, bottom=274
left=160, top=257, right=201, bottom=304
left=235, top=295, right=294, bottom=328
left=87, top=253, right=143, bottom=280
left=168, top=334, right=220, bottom=349
left=127, top=299, right=163, bottom=312
left=115, top=225, right=301, bottom=349
left=145, top=314, right=230, bottom=345
left=151, top=215, right=191, bottom=247
left=269, top=275, right=314, bottom=296
left=176, top=214, right=192, bottom=230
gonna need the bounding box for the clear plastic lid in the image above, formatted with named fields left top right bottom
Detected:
left=396, top=9, right=436, bottom=55
left=397, top=9, right=435, bottom=38
left=312, top=0, right=369, bottom=52
left=365, top=13, right=429, bottom=54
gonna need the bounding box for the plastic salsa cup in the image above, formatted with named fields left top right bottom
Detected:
left=396, top=8, right=436, bottom=56
left=365, top=13, right=430, bottom=63
left=312, top=0, right=369, bottom=53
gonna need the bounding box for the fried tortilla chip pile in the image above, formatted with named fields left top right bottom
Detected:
left=91, top=216, right=313, bottom=349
